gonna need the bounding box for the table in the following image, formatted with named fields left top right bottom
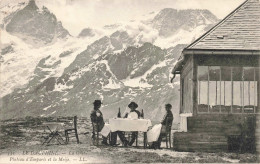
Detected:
left=106, top=118, right=152, bottom=147
left=42, top=122, right=65, bottom=145
left=109, top=118, right=152, bottom=132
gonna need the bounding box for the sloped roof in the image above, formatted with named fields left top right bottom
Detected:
left=187, top=0, right=260, bottom=50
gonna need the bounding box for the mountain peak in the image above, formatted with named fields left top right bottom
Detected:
left=4, top=0, right=70, bottom=46
left=24, top=0, right=38, bottom=10
left=152, top=8, right=219, bottom=37
left=78, top=28, right=95, bottom=38
left=159, top=8, right=177, bottom=15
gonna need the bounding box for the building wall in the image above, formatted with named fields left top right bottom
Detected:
left=180, top=55, right=193, bottom=114
left=174, top=54, right=259, bottom=153
left=174, top=114, right=256, bottom=153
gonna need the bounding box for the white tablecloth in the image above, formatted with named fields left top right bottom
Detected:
left=100, top=118, right=152, bottom=137
left=100, top=123, right=111, bottom=137
left=109, top=118, right=152, bottom=132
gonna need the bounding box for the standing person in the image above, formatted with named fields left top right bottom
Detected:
left=90, top=100, right=108, bottom=145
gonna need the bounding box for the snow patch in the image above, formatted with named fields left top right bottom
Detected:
left=61, top=98, right=69, bottom=102
left=122, top=77, right=152, bottom=88
left=123, top=60, right=167, bottom=88
left=53, top=83, right=73, bottom=92
left=103, top=78, right=121, bottom=89
left=43, top=105, right=51, bottom=111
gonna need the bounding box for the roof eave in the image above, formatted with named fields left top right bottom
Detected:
left=183, top=48, right=260, bottom=55
left=171, top=48, right=260, bottom=74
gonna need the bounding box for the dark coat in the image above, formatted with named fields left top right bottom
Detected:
left=90, top=109, right=105, bottom=131
left=161, top=110, right=173, bottom=126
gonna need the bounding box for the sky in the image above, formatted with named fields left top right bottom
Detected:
left=1, top=0, right=245, bottom=36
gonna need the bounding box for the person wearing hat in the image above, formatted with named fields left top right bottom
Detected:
left=124, top=102, right=141, bottom=119
left=116, top=102, right=141, bottom=146
left=123, top=102, right=141, bottom=146
left=90, top=100, right=108, bottom=145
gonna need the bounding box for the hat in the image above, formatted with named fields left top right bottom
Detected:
left=128, top=102, right=138, bottom=108
left=93, top=100, right=102, bottom=106
left=165, top=104, right=172, bottom=108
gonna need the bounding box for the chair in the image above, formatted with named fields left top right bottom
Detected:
left=91, top=121, right=104, bottom=145
left=161, top=117, right=173, bottom=148
left=125, top=132, right=138, bottom=146
left=64, top=116, right=79, bottom=144
left=42, top=125, right=65, bottom=145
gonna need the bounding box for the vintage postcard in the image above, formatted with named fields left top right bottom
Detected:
left=0, top=0, right=259, bottom=163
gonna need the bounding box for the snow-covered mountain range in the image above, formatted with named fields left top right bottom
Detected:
left=0, top=0, right=219, bottom=122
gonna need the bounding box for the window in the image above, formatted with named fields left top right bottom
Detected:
left=198, top=66, right=208, bottom=112
left=209, top=66, right=221, bottom=112
left=182, top=70, right=193, bottom=113
left=221, top=67, right=232, bottom=113
left=232, top=67, right=243, bottom=113
left=197, top=66, right=258, bottom=114
left=243, top=67, right=257, bottom=113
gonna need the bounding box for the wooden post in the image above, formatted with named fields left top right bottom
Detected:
left=224, top=81, right=226, bottom=106
left=208, top=66, right=210, bottom=113
left=220, top=68, right=222, bottom=113
left=254, top=68, right=256, bottom=113
left=242, top=68, right=244, bottom=113
left=180, top=76, right=183, bottom=114
left=257, top=56, right=260, bottom=161
left=192, top=55, right=198, bottom=116
left=216, top=81, right=217, bottom=106
left=231, top=67, right=233, bottom=113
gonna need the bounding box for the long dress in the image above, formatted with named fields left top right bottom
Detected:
left=147, top=124, right=162, bottom=143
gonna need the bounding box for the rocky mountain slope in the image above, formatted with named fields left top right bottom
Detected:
left=2, top=0, right=70, bottom=46
left=0, top=0, right=219, bottom=122
left=78, top=28, right=95, bottom=38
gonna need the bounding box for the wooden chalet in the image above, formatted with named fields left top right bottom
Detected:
left=171, top=0, right=260, bottom=152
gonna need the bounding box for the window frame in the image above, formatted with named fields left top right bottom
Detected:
left=197, top=66, right=259, bottom=114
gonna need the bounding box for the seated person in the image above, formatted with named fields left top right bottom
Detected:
left=123, top=102, right=141, bottom=119
left=90, top=100, right=108, bottom=145
left=118, top=102, right=141, bottom=146
left=147, top=104, right=173, bottom=149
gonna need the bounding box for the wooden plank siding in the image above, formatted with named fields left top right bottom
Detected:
left=174, top=114, right=256, bottom=152
left=180, top=55, right=193, bottom=114
left=196, top=55, right=259, bottom=67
